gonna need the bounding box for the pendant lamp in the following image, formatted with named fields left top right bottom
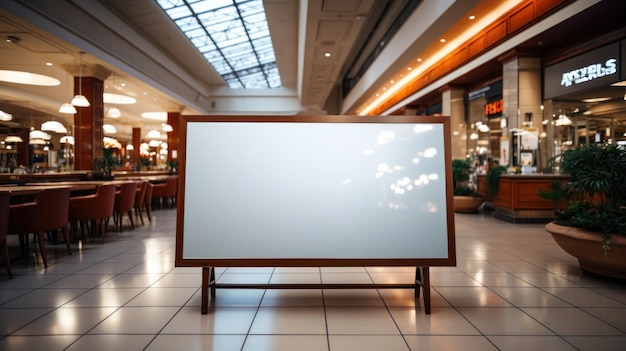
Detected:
left=71, top=52, right=90, bottom=107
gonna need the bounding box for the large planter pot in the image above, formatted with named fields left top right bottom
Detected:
left=545, top=222, right=626, bottom=279
left=453, top=195, right=484, bottom=213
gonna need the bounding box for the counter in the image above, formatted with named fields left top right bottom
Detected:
left=476, top=173, right=569, bottom=223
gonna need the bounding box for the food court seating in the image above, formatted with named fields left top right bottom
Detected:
left=143, top=182, right=154, bottom=222
left=152, top=176, right=178, bottom=209
left=133, top=181, right=148, bottom=225
left=69, top=183, right=116, bottom=243
left=7, top=188, right=72, bottom=271
left=0, top=192, right=11, bottom=278
left=114, top=182, right=138, bottom=232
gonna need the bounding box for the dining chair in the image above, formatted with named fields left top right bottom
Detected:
left=7, top=187, right=72, bottom=270
left=133, top=180, right=148, bottom=225
left=114, top=181, right=138, bottom=232
left=144, top=182, right=154, bottom=222
left=0, top=192, right=11, bottom=278
left=152, top=176, right=178, bottom=209
left=69, top=183, right=116, bottom=243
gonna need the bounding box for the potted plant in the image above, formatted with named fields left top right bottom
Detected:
left=97, top=147, right=120, bottom=178
left=544, top=143, right=626, bottom=279
left=452, top=158, right=483, bottom=213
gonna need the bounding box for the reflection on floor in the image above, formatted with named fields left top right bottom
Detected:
left=0, top=209, right=625, bottom=350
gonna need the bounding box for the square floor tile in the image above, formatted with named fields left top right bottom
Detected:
left=66, top=334, right=155, bottom=351
left=13, top=307, right=117, bottom=335
left=250, top=307, right=326, bottom=334
left=325, top=306, right=399, bottom=334
left=404, top=335, right=498, bottom=351
left=329, top=335, right=409, bottom=351
left=244, top=335, right=328, bottom=351
left=161, top=306, right=257, bottom=334
left=458, top=307, right=554, bottom=335
left=389, top=306, right=481, bottom=335
left=522, top=307, right=623, bottom=335
left=89, top=306, right=180, bottom=334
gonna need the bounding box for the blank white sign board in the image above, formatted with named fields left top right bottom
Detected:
left=176, top=115, right=455, bottom=267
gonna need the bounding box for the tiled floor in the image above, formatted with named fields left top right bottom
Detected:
left=1, top=208, right=625, bottom=350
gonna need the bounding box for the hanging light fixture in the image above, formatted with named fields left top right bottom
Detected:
left=107, top=106, right=121, bottom=118
left=103, top=123, right=117, bottom=134
left=41, top=120, right=68, bottom=133
left=4, top=135, right=23, bottom=143
left=147, top=129, right=161, bottom=138
left=106, top=74, right=121, bottom=117
left=59, top=70, right=77, bottom=114
left=71, top=52, right=90, bottom=107
left=60, top=135, right=75, bottom=145
left=0, top=110, right=12, bottom=121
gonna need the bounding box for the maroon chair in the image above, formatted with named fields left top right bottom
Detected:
left=143, top=182, right=154, bottom=222
left=152, top=176, right=178, bottom=209
left=114, top=182, right=138, bottom=231
left=69, top=184, right=116, bottom=243
left=7, top=187, right=72, bottom=270
left=133, top=181, right=148, bottom=225
left=0, top=192, right=11, bottom=278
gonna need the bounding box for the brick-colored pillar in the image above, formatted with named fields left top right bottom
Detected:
left=73, top=75, right=105, bottom=171
left=167, top=112, right=180, bottom=161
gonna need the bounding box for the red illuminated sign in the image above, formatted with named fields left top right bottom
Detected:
left=484, top=99, right=503, bottom=118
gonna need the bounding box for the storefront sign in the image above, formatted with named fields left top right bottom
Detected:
left=484, top=98, right=503, bottom=118
left=545, top=42, right=621, bottom=99
left=560, top=59, right=617, bottom=87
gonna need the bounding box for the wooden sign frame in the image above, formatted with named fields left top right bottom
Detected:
left=175, top=115, right=456, bottom=314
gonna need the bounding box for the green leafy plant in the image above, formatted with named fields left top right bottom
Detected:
left=452, top=158, right=480, bottom=196
left=485, top=165, right=507, bottom=197
left=554, top=143, right=626, bottom=251
left=97, top=147, right=119, bottom=175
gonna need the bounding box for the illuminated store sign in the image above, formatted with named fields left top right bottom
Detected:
left=560, top=59, right=617, bottom=87
left=545, top=42, right=621, bottom=99
left=484, top=98, right=503, bottom=118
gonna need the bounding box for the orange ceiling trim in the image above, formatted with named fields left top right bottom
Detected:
left=369, top=0, right=571, bottom=115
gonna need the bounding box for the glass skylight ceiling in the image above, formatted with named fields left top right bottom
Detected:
left=156, top=0, right=281, bottom=89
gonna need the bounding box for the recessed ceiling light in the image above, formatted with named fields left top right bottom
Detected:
left=582, top=97, right=611, bottom=103
left=324, top=52, right=331, bottom=57
left=439, top=39, right=446, bottom=43
left=103, top=93, right=137, bottom=104
left=468, top=15, right=476, bottom=20
left=416, top=58, right=422, bottom=62
left=0, top=70, right=60, bottom=86
left=141, top=112, right=167, bottom=121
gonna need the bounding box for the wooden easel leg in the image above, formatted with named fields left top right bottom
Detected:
left=415, top=266, right=431, bottom=314
left=423, top=266, right=431, bottom=314
left=210, top=266, right=216, bottom=298
left=202, top=266, right=209, bottom=314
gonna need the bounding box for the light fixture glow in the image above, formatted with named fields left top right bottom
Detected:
left=60, top=136, right=74, bottom=145
left=71, top=94, right=90, bottom=107
left=161, top=123, right=173, bottom=132
left=141, top=112, right=167, bottom=121
left=103, top=93, right=137, bottom=104
left=59, top=103, right=77, bottom=114
left=29, top=130, right=51, bottom=140
left=0, top=110, right=12, bottom=121
left=147, top=129, right=161, bottom=138
left=0, top=70, right=60, bottom=86
left=4, top=136, right=23, bottom=143
left=41, top=121, right=68, bottom=133
left=582, top=97, right=611, bottom=103
left=107, top=107, right=121, bottom=118
left=103, top=124, right=117, bottom=134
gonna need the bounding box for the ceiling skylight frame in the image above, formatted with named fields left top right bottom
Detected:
left=156, top=0, right=281, bottom=89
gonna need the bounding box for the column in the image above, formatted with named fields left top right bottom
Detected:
left=441, top=86, right=467, bottom=160
left=166, top=112, right=180, bottom=164
left=73, top=64, right=109, bottom=171
left=501, top=53, right=542, bottom=168
left=132, top=127, right=141, bottom=163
